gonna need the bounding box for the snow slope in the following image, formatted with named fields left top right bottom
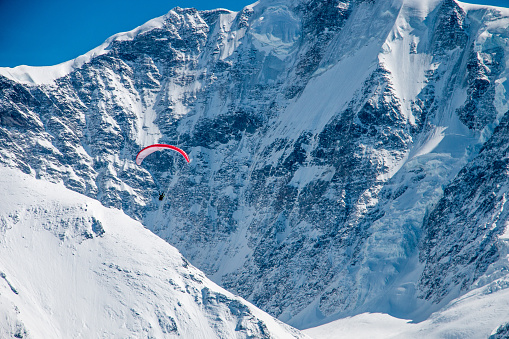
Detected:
left=304, top=269, right=509, bottom=338
left=0, top=166, right=306, bottom=338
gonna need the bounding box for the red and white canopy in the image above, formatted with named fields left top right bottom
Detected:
left=135, top=144, right=190, bottom=165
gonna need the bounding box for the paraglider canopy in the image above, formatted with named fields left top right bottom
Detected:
left=136, top=144, right=190, bottom=165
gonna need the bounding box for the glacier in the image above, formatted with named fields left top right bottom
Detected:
left=2, top=0, right=509, bottom=337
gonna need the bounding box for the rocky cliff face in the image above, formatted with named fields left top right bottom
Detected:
left=2, top=0, right=509, bottom=329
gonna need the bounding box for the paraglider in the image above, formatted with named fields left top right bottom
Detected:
left=135, top=143, right=190, bottom=202
left=135, top=144, right=190, bottom=165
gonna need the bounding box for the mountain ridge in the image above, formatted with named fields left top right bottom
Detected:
left=2, top=0, right=509, bottom=334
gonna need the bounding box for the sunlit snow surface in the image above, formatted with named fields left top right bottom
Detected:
left=0, top=167, right=306, bottom=338
left=304, top=274, right=509, bottom=338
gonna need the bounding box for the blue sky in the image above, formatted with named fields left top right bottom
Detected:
left=0, top=0, right=508, bottom=68
left=0, top=0, right=252, bottom=67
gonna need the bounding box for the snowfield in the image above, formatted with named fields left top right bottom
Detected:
left=304, top=274, right=509, bottom=339
left=0, top=167, right=306, bottom=338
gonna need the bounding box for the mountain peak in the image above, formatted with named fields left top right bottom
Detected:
left=2, top=0, right=509, bottom=336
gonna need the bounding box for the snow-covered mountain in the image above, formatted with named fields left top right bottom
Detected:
left=2, top=0, right=509, bottom=336
left=0, top=167, right=306, bottom=338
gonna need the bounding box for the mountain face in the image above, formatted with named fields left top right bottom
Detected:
left=2, top=0, right=509, bottom=332
left=0, top=167, right=306, bottom=338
